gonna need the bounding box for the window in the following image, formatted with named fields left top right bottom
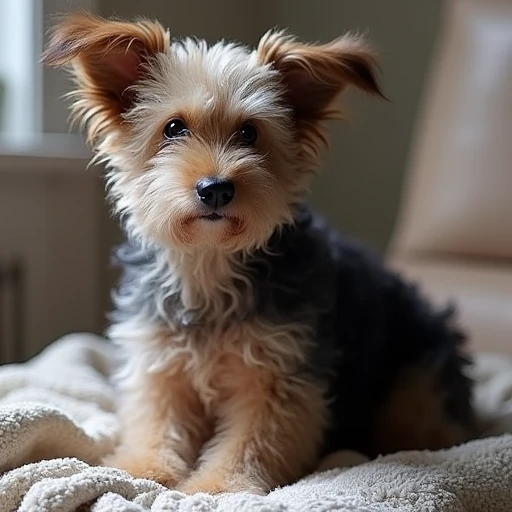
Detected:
left=0, top=1, right=42, bottom=142
left=0, top=0, right=97, bottom=147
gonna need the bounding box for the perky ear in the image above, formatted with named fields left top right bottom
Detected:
left=257, top=30, right=384, bottom=123
left=42, top=13, right=169, bottom=144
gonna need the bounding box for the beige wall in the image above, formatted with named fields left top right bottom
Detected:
left=99, top=0, right=443, bottom=251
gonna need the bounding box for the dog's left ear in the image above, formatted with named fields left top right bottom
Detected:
left=257, top=30, right=384, bottom=122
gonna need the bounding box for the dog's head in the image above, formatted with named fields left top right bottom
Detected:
left=43, top=13, right=382, bottom=253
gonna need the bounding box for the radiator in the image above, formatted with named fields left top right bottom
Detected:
left=0, top=259, right=26, bottom=363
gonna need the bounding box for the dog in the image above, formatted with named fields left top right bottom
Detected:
left=42, top=13, right=475, bottom=495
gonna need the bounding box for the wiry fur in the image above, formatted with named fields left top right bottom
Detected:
left=42, top=13, right=475, bottom=495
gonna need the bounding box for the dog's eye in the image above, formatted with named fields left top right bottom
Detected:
left=163, top=119, right=189, bottom=139
left=239, top=123, right=258, bottom=145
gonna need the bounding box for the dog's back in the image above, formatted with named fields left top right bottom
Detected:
left=241, top=206, right=475, bottom=456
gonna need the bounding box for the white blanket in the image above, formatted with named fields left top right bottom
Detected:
left=1, top=333, right=512, bottom=512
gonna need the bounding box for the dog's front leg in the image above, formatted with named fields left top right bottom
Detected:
left=104, top=368, right=208, bottom=488
left=179, top=360, right=328, bottom=495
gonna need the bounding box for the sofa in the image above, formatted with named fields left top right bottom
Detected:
left=389, top=0, right=512, bottom=356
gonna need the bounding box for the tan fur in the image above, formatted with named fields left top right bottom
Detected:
left=42, top=13, right=382, bottom=494
left=374, top=368, right=471, bottom=454
left=105, top=246, right=326, bottom=493
left=104, top=357, right=210, bottom=487
left=179, top=360, right=326, bottom=494
left=106, top=316, right=327, bottom=492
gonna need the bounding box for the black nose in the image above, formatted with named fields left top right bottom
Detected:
left=196, top=178, right=235, bottom=209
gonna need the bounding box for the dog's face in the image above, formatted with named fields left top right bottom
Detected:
left=43, top=14, right=382, bottom=253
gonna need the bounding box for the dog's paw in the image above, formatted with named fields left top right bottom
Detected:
left=178, top=471, right=268, bottom=495
left=103, top=453, right=183, bottom=488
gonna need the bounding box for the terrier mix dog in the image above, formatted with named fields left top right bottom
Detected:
left=43, top=13, right=474, bottom=495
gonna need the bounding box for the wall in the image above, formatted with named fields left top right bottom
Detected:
left=0, top=153, right=102, bottom=362
left=267, top=0, right=444, bottom=250
left=42, top=0, right=98, bottom=134
left=99, top=0, right=444, bottom=251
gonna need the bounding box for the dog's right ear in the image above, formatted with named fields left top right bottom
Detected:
left=42, top=13, right=169, bottom=144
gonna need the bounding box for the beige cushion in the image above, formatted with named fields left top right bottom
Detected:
left=390, top=0, right=512, bottom=355
left=392, top=257, right=512, bottom=354
left=391, top=0, right=512, bottom=260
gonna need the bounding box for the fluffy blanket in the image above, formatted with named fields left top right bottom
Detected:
left=1, top=333, right=512, bottom=512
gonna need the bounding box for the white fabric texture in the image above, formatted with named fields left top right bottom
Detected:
left=0, top=333, right=511, bottom=512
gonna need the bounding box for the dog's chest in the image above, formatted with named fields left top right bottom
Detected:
left=113, top=241, right=314, bottom=409
left=159, top=324, right=267, bottom=410
left=148, top=317, right=309, bottom=413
